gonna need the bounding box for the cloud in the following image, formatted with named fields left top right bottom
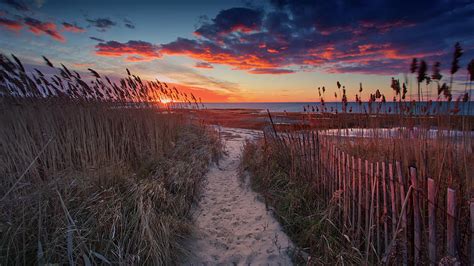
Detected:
left=86, top=18, right=116, bottom=32
left=194, top=61, right=213, bottom=69
left=124, top=18, right=135, bottom=29
left=95, top=40, right=161, bottom=61
left=0, top=17, right=22, bottom=31
left=161, top=37, right=279, bottom=71
left=62, top=22, right=85, bottom=33
left=24, top=17, right=65, bottom=42
left=124, top=23, right=134, bottom=29
left=248, top=68, right=294, bottom=74
left=89, top=36, right=104, bottom=42
left=125, top=55, right=154, bottom=62
left=156, top=1, right=474, bottom=75
left=2, top=0, right=29, bottom=11
left=194, top=7, right=263, bottom=38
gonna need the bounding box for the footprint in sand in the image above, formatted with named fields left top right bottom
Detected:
left=182, top=127, right=295, bottom=265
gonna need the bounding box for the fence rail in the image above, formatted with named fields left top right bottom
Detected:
left=263, top=128, right=473, bottom=265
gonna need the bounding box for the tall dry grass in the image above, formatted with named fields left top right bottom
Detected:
left=0, top=54, right=221, bottom=264
left=241, top=139, right=364, bottom=264
left=241, top=43, right=473, bottom=264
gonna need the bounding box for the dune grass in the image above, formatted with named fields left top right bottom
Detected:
left=240, top=43, right=473, bottom=265
left=0, top=54, right=222, bottom=264
left=241, top=139, right=364, bottom=265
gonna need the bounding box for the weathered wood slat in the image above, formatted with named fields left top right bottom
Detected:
left=410, top=167, right=421, bottom=264
left=342, top=151, right=347, bottom=226
left=376, top=162, right=381, bottom=256
left=366, top=164, right=376, bottom=263
left=346, top=153, right=350, bottom=226
left=357, top=158, right=362, bottom=243
left=275, top=129, right=469, bottom=265
left=352, top=156, right=356, bottom=230
left=381, top=162, right=388, bottom=252
left=396, top=161, right=408, bottom=265
left=446, top=188, right=457, bottom=259
left=427, top=178, right=436, bottom=264
left=470, top=201, right=474, bottom=265
left=365, top=160, right=370, bottom=247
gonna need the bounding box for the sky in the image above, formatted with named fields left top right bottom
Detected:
left=1, top=0, right=473, bottom=102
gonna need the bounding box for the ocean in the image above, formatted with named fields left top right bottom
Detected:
left=202, top=102, right=474, bottom=116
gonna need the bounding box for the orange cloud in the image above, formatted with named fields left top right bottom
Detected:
left=161, top=38, right=279, bottom=71
left=125, top=55, right=155, bottom=62
left=24, top=17, right=65, bottom=42
left=95, top=40, right=161, bottom=61
left=248, top=68, right=294, bottom=74
left=62, top=22, right=85, bottom=33
left=0, top=17, right=23, bottom=31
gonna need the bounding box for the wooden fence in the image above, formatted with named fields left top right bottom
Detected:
left=264, top=128, right=473, bottom=265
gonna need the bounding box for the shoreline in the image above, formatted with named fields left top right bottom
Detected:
left=191, top=108, right=474, bottom=131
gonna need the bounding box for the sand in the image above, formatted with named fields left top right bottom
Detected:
left=182, top=127, right=294, bottom=265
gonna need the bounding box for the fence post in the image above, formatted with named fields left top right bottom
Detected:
left=301, top=132, right=307, bottom=179
left=328, top=139, right=331, bottom=202
left=352, top=156, right=356, bottom=230
left=381, top=162, right=388, bottom=252
left=366, top=163, right=376, bottom=263
left=357, top=158, right=362, bottom=243
left=340, top=151, right=344, bottom=191
left=427, top=178, right=437, bottom=264
left=346, top=153, right=350, bottom=227
left=337, top=149, right=341, bottom=192
left=396, top=161, right=408, bottom=265
left=365, top=160, right=370, bottom=248
left=332, top=145, right=335, bottom=198
left=311, top=131, right=316, bottom=183
left=325, top=140, right=328, bottom=201
left=334, top=146, right=337, bottom=197
left=376, top=162, right=381, bottom=257
left=470, top=201, right=474, bottom=265
left=342, top=151, right=347, bottom=226
left=446, top=188, right=457, bottom=259
left=410, top=167, right=421, bottom=264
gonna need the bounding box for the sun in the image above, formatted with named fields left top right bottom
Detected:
left=160, top=98, right=172, bottom=104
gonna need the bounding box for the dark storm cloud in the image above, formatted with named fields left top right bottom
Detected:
left=1, top=0, right=28, bottom=11
left=194, top=7, right=263, bottom=39
left=158, top=1, right=474, bottom=75
left=269, top=0, right=470, bottom=31
left=86, top=18, right=116, bottom=31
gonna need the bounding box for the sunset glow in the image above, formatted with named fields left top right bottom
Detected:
left=160, top=98, right=172, bottom=104
left=1, top=2, right=473, bottom=264
left=0, top=0, right=473, bottom=102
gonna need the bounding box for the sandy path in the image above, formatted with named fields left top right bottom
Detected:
left=182, top=127, right=294, bottom=265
